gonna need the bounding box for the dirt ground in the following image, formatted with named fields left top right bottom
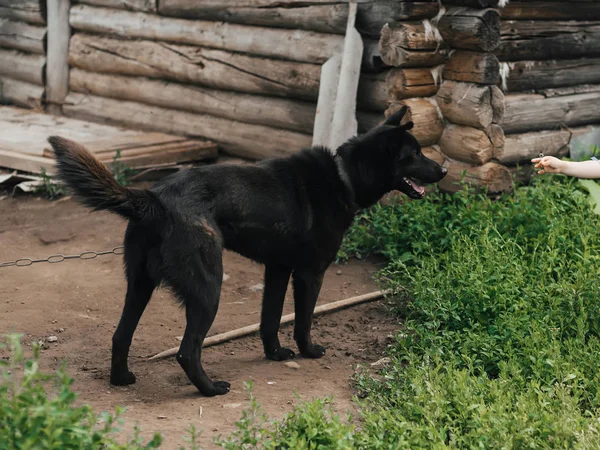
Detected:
left=0, top=189, right=402, bottom=449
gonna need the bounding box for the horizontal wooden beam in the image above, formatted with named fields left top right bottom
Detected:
left=503, top=88, right=600, bottom=133
left=500, top=1, right=600, bottom=20
left=0, top=76, right=44, bottom=109
left=0, top=0, right=46, bottom=25
left=69, top=4, right=344, bottom=63
left=501, top=58, right=600, bottom=92
left=69, top=69, right=318, bottom=134
left=69, top=34, right=322, bottom=101
left=0, top=49, right=45, bottom=85
left=498, top=20, right=600, bottom=61
left=0, top=19, right=46, bottom=54
left=157, top=0, right=440, bottom=36
left=63, top=93, right=314, bottom=160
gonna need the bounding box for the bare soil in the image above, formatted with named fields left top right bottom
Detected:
left=0, top=192, right=401, bottom=449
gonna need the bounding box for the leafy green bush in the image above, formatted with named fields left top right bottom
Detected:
left=341, top=176, right=600, bottom=448
left=217, top=382, right=354, bottom=450
left=0, top=334, right=162, bottom=450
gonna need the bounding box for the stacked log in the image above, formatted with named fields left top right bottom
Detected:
left=362, top=9, right=451, bottom=172
left=430, top=5, right=511, bottom=194
left=0, top=0, right=46, bottom=109
left=492, top=1, right=600, bottom=181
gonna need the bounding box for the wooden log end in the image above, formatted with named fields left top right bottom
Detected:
left=439, top=160, right=513, bottom=194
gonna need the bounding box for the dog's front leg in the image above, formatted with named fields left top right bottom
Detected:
left=260, top=264, right=294, bottom=361
left=292, top=269, right=326, bottom=358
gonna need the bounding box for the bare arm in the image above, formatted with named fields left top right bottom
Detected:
left=531, top=156, right=600, bottom=179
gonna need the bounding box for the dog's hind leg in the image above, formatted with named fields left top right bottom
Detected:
left=292, top=268, right=326, bottom=359
left=260, top=264, right=294, bottom=361
left=165, top=227, right=229, bottom=396
left=110, top=228, right=158, bottom=386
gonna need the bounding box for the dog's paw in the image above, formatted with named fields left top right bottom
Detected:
left=206, top=381, right=230, bottom=396
left=265, top=347, right=296, bottom=361
left=110, top=370, right=136, bottom=386
left=299, top=343, right=326, bottom=359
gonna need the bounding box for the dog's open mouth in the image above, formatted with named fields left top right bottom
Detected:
left=402, top=176, right=425, bottom=198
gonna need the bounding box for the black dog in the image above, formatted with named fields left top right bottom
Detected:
left=48, top=106, right=447, bottom=397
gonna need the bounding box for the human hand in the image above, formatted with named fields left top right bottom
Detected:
left=531, top=156, right=567, bottom=175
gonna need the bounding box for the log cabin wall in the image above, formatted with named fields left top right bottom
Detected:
left=54, top=0, right=446, bottom=160
left=0, top=0, right=47, bottom=109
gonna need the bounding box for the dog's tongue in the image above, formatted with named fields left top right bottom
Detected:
left=408, top=179, right=425, bottom=195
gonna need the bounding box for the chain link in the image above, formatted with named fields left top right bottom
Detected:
left=0, top=246, right=124, bottom=268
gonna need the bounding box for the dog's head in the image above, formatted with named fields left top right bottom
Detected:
left=337, top=106, right=447, bottom=206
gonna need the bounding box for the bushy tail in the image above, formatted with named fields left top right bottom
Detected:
left=48, top=136, right=163, bottom=222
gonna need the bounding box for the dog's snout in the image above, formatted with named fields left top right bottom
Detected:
left=441, top=167, right=448, bottom=176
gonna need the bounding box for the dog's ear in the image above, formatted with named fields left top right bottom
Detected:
left=400, top=121, right=414, bottom=131
left=383, top=106, right=408, bottom=127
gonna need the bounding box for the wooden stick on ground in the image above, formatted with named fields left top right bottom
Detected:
left=148, top=289, right=391, bottom=361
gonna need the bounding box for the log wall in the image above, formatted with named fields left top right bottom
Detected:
left=60, top=1, right=449, bottom=159
left=0, top=0, right=47, bottom=109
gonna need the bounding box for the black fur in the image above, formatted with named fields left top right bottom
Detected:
left=47, top=106, right=447, bottom=397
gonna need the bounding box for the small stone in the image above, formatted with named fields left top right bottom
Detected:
left=249, top=283, right=264, bottom=292
left=199, top=406, right=203, bottom=418
left=222, top=273, right=230, bottom=282
left=157, top=415, right=167, bottom=419
left=47, top=336, right=58, bottom=343
left=230, top=351, right=235, bottom=355
left=336, top=270, right=342, bottom=275
left=223, top=403, right=242, bottom=409
left=58, top=328, right=65, bottom=333
left=212, top=427, right=219, bottom=432
left=284, top=361, right=301, bottom=369
left=267, top=381, right=276, bottom=385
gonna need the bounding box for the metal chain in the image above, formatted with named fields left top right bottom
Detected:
left=0, top=246, right=124, bottom=268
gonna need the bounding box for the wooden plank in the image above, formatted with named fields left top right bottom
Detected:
left=69, top=4, right=344, bottom=64
left=0, top=105, right=194, bottom=156
left=46, top=0, right=71, bottom=114
left=502, top=58, right=600, bottom=92
left=0, top=76, right=43, bottom=109
left=503, top=90, right=600, bottom=134
left=0, top=0, right=46, bottom=25
left=436, top=81, right=504, bottom=129
left=500, top=2, right=600, bottom=20
left=443, top=51, right=500, bottom=85
left=69, top=34, right=322, bottom=101
left=0, top=19, right=46, bottom=54
left=0, top=149, right=56, bottom=175
left=157, top=0, right=440, bottom=36
left=103, top=143, right=218, bottom=167
left=0, top=49, right=45, bottom=85
left=63, top=93, right=313, bottom=160
left=438, top=7, right=500, bottom=52
left=69, top=69, right=318, bottom=134
left=42, top=138, right=197, bottom=158
left=498, top=20, right=600, bottom=61
left=77, top=0, right=156, bottom=12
